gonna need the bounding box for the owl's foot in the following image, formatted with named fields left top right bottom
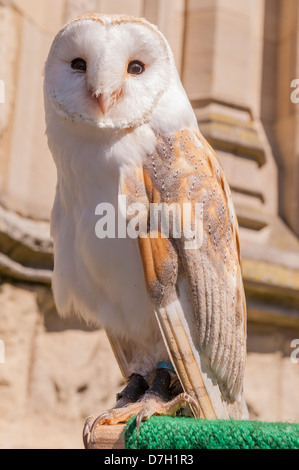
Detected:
left=84, top=391, right=199, bottom=447
left=83, top=372, right=148, bottom=448
left=134, top=391, right=200, bottom=432
left=83, top=368, right=200, bottom=448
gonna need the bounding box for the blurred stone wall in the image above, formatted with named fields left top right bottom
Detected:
left=0, top=0, right=298, bottom=448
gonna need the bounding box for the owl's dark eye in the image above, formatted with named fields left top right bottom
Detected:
left=127, top=60, right=145, bottom=75
left=71, top=58, right=87, bottom=72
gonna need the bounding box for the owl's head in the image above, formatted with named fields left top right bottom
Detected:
left=44, top=14, right=177, bottom=130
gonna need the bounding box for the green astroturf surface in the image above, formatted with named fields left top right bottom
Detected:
left=125, top=416, right=299, bottom=449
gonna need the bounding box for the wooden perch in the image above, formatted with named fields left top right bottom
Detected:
left=84, top=418, right=299, bottom=450
left=85, top=424, right=126, bottom=449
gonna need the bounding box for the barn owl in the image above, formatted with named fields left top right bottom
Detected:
left=44, top=13, right=248, bottom=447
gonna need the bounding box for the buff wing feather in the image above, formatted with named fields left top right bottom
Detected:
left=120, top=128, right=248, bottom=419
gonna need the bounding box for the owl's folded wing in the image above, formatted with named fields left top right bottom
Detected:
left=120, top=128, right=247, bottom=419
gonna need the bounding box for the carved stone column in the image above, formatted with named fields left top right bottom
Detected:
left=274, top=0, right=299, bottom=237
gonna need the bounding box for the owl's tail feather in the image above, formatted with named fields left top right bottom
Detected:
left=226, top=393, right=249, bottom=420
left=155, top=300, right=248, bottom=421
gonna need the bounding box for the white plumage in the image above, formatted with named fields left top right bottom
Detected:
left=45, top=13, right=196, bottom=370
left=44, top=14, right=248, bottom=439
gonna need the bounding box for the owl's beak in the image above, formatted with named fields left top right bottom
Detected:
left=96, top=90, right=121, bottom=116
left=97, top=94, right=109, bottom=116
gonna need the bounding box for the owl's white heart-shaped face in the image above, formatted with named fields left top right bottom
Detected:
left=44, top=15, right=173, bottom=130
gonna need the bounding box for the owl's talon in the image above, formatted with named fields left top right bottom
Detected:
left=180, top=392, right=201, bottom=418
left=136, top=405, right=155, bottom=433
left=136, top=408, right=146, bottom=433
left=83, top=415, right=97, bottom=449
left=89, top=412, right=111, bottom=442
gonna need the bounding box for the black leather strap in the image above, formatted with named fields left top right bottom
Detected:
left=146, top=368, right=172, bottom=401
left=116, top=373, right=149, bottom=403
